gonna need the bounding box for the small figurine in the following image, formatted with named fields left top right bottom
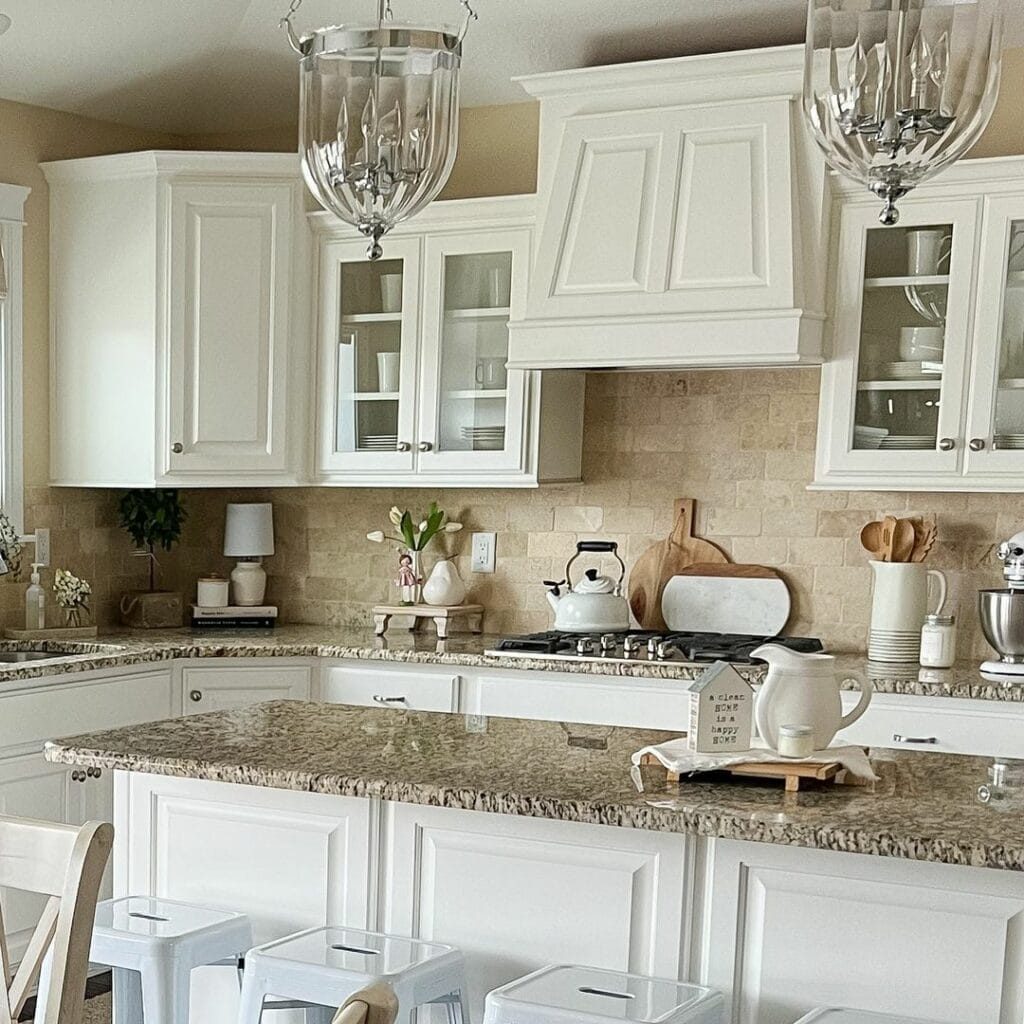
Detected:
left=394, top=551, right=423, bottom=606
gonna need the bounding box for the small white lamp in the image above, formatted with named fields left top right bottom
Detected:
left=224, top=503, right=274, bottom=606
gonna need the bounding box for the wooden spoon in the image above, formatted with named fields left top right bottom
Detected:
left=880, top=515, right=898, bottom=562
left=859, top=520, right=885, bottom=559
left=911, top=521, right=937, bottom=563
left=890, top=518, right=916, bottom=562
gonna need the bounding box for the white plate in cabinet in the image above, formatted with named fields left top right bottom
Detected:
left=837, top=692, right=1024, bottom=758
left=462, top=671, right=689, bottom=729
left=322, top=662, right=459, bottom=713
left=180, top=662, right=313, bottom=715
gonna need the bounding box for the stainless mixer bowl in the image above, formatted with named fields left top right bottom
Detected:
left=979, top=589, right=1024, bottom=661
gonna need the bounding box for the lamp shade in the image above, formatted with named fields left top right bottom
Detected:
left=224, top=503, right=275, bottom=558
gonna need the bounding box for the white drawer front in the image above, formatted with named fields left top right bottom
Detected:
left=839, top=693, right=1024, bottom=758
left=322, top=663, right=459, bottom=713
left=0, top=669, right=175, bottom=751
left=464, top=672, right=689, bottom=729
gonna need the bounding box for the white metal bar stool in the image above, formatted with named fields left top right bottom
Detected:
left=237, top=926, right=470, bottom=1024
left=483, top=965, right=725, bottom=1024
left=37, top=895, right=252, bottom=1024
left=794, top=1012, right=941, bottom=1023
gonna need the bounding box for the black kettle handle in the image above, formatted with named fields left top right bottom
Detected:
left=576, top=541, right=618, bottom=553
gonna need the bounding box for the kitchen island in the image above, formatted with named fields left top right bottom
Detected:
left=46, top=700, right=1024, bottom=1024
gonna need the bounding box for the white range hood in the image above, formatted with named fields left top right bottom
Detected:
left=507, top=45, right=830, bottom=371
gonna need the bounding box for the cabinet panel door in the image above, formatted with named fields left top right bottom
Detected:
left=703, top=839, right=1024, bottom=1024
left=0, top=753, right=90, bottom=964
left=316, top=237, right=421, bottom=475
left=166, top=181, right=296, bottom=478
left=816, top=197, right=979, bottom=484
left=181, top=663, right=312, bottom=715
left=416, top=229, right=531, bottom=476
left=964, top=195, right=1024, bottom=478
left=381, top=802, right=690, bottom=1021
left=529, top=99, right=794, bottom=321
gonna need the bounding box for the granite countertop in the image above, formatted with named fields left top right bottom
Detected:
left=44, top=699, right=1023, bottom=871
left=0, top=624, right=1021, bottom=701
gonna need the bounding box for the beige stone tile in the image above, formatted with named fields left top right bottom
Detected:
left=706, top=507, right=762, bottom=537
left=788, top=537, right=846, bottom=567
left=553, top=506, right=604, bottom=533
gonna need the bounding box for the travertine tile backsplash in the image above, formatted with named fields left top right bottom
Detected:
left=10, top=369, right=1014, bottom=657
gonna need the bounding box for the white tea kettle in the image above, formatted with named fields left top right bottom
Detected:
left=752, top=644, right=873, bottom=752
left=544, top=541, right=630, bottom=633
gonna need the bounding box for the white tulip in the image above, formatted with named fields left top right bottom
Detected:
left=419, top=521, right=428, bottom=533
left=366, top=530, right=385, bottom=543
left=388, top=507, right=403, bottom=527
left=444, top=522, right=464, bottom=533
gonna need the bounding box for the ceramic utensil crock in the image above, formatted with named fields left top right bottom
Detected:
left=868, top=561, right=948, bottom=663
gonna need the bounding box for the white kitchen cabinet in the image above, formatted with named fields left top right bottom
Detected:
left=179, top=660, right=314, bottom=714
left=44, top=151, right=310, bottom=487
left=117, top=772, right=374, bottom=1024
left=700, top=838, right=1024, bottom=1024
left=380, top=801, right=691, bottom=1022
left=815, top=156, right=1024, bottom=491
left=510, top=46, right=828, bottom=370
left=312, top=196, right=585, bottom=487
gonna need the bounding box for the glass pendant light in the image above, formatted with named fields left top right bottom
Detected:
left=283, top=0, right=476, bottom=259
left=803, top=0, right=1003, bottom=224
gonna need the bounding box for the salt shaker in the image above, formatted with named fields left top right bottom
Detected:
left=920, top=613, right=956, bottom=668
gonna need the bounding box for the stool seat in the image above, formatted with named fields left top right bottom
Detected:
left=795, top=1012, right=940, bottom=1024
left=483, top=965, right=725, bottom=1024
left=238, top=926, right=469, bottom=1024
left=92, top=896, right=251, bottom=963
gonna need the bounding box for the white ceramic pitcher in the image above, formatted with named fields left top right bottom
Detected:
left=753, top=644, right=873, bottom=752
left=868, top=561, right=947, bottom=662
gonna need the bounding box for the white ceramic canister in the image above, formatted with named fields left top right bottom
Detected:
left=422, top=559, right=468, bottom=607
left=196, top=575, right=230, bottom=608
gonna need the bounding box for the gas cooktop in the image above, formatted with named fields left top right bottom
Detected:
left=486, top=630, right=823, bottom=666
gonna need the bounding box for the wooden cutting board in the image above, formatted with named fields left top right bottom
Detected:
left=628, top=500, right=729, bottom=630
left=661, top=562, right=792, bottom=635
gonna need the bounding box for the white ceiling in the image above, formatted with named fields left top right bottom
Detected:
left=0, top=1, right=1020, bottom=136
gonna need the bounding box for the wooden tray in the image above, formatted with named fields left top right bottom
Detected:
left=639, top=752, right=867, bottom=792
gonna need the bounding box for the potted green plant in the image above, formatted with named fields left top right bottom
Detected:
left=117, top=489, right=187, bottom=628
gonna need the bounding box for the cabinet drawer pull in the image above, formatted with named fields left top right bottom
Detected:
left=892, top=734, right=938, bottom=744
left=372, top=695, right=407, bottom=705
left=189, top=689, right=203, bottom=702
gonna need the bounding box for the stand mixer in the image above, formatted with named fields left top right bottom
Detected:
left=979, top=530, right=1024, bottom=678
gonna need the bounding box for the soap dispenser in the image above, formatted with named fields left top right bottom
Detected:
left=25, top=563, right=45, bottom=630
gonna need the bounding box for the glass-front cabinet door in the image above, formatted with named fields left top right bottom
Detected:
left=317, top=237, right=421, bottom=474
left=415, top=229, right=530, bottom=475
left=818, top=199, right=979, bottom=482
left=965, top=197, right=1024, bottom=479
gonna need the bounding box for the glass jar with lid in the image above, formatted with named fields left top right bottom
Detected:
left=920, top=613, right=956, bottom=668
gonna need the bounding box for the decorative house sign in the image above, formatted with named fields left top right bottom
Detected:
left=686, top=662, right=754, bottom=753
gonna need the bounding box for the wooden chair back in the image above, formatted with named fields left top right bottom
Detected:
left=332, top=982, right=399, bottom=1024
left=0, top=815, right=113, bottom=1024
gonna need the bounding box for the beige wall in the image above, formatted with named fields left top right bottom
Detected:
left=1, top=47, right=1022, bottom=642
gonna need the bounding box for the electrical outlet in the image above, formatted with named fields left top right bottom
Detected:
left=471, top=532, right=496, bottom=574
left=34, top=528, right=50, bottom=568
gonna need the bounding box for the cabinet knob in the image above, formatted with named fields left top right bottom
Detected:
left=171, top=442, right=184, bottom=454
left=71, top=770, right=84, bottom=783
left=969, top=438, right=986, bottom=452
left=396, top=441, right=412, bottom=452
left=418, top=441, right=434, bottom=453
left=189, top=689, right=203, bottom=702
left=87, top=766, right=101, bottom=778
left=938, top=438, right=956, bottom=451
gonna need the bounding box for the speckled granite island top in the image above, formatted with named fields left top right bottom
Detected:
left=44, top=699, right=1023, bottom=871
left=2, top=623, right=1023, bottom=702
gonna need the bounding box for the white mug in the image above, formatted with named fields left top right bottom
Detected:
left=380, top=273, right=403, bottom=313
left=899, top=325, right=944, bottom=362
left=475, top=356, right=507, bottom=390
left=907, top=228, right=952, bottom=277
left=377, top=351, right=401, bottom=393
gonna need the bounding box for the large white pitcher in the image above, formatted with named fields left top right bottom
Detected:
left=868, top=561, right=947, bottom=663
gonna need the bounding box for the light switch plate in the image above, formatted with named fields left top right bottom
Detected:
left=471, top=532, right=496, bottom=574
left=34, top=528, right=50, bottom=568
